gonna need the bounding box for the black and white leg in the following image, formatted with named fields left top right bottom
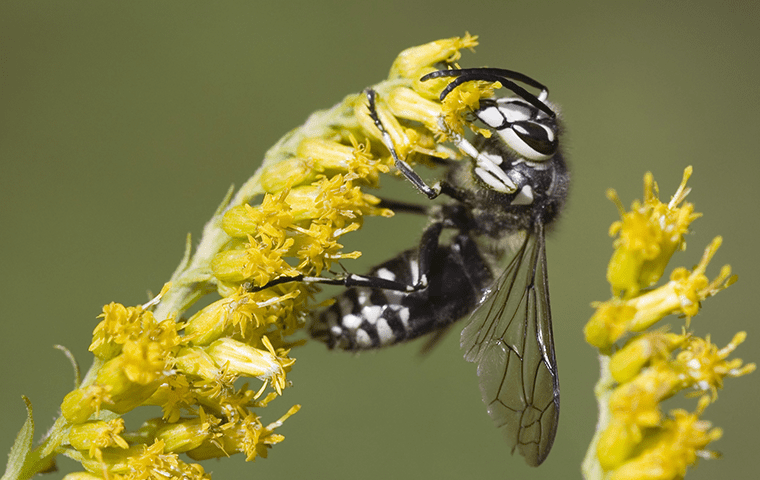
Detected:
left=365, top=89, right=444, bottom=200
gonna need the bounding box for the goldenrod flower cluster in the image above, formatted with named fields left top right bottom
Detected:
left=4, top=35, right=499, bottom=480
left=582, top=168, right=755, bottom=480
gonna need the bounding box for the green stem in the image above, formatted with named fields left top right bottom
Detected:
left=5, top=79, right=410, bottom=480
left=582, top=354, right=614, bottom=480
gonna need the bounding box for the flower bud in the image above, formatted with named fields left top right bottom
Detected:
left=174, top=347, right=220, bottom=381
left=390, top=33, right=478, bottom=79
left=69, top=419, right=128, bottom=452
left=206, top=337, right=284, bottom=382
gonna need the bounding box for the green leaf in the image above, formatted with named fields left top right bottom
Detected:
left=1, top=396, right=35, bottom=480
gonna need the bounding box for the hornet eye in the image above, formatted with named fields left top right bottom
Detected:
left=512, top=121, right=558, bottom=157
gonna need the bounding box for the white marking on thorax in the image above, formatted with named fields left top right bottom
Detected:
left=511, top=185, right=534, bottom=206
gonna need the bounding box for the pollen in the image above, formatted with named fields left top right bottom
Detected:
left=441, top=80, right=498, bottom=138
left=676, top=332, right=756, bottom=400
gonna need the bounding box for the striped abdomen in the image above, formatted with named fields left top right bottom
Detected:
left=310, top=233, right=494, bottom=351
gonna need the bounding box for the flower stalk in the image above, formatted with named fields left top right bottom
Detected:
left=3, top=34, right=497, bottom=480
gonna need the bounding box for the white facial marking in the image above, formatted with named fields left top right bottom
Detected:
left=544, top=126, right=555, bottom=143
left=481, top=151, right=503, bottom=165
left=513, top=157, right=551, bottom=171
left=499, top=102, right=532, bottom=123
left=330, top=325, right=342, bottom=336
left=496, top=128, right=551, bottom=162
left=376, top=318, right=394, bottom=345
left=477, top=106, right=505, bottom=129
left=448, top=130, right=481, bottom=159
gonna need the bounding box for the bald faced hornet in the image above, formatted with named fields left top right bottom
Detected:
left=260, top=68, right=567, bottom=466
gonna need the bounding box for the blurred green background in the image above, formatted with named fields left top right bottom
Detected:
left=2, top=2, right=758, bottom=479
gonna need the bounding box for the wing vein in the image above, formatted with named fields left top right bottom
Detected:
left=460, top=223, right=559, bottom=466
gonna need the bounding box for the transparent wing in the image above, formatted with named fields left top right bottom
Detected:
left=460, top=222, right=559, bottom=466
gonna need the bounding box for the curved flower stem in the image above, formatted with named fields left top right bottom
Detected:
left=582, top=354, right=613, bottom=480
left=7, top=83, right=408, bottom=480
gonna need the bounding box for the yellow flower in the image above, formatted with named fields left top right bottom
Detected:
left=390, top=32, right=478, bottom=80
left=206, top=336, right=294, bottom=394
left=69, top=419, right=129, bottom=460
left=61, top=384, right=113, bottom=425
left=585, top=237, right=735, bottom=351
left=676, top=332, right=756, bottom=400
left=143, top=374, right=195, bottom=423
left=89, top=302, right=142, bottom=360
left=152, top=408, right=223, bottom=454
left=609, top=398, right=723, bottom=480
left=222, top=189, right=295, bottom=239
left=185, top=405, right=300, bottom=462
left=583, top=168, right=754, bottom=480
left=606, top=167, right=701, bottom=297
left=609, top=331, right=687, bottom=384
